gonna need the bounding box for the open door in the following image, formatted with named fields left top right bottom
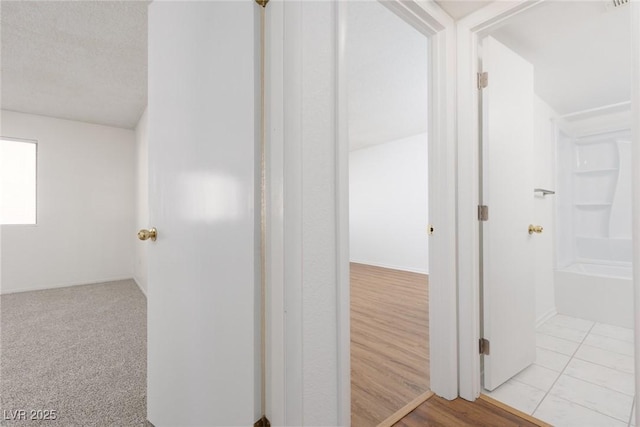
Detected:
left=146, top=1, right=260, bottom=425
left=481, top=36, right=536, bottom=391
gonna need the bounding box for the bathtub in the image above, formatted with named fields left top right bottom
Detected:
left=555, top=263, right=633, bottom=328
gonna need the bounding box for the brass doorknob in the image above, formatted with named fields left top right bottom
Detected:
left=528, top=225, right=543, bottom=235
left=138, top=228, right=157, bottom=241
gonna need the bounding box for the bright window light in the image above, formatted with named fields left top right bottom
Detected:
left=1, top=138, right=37, bottom=225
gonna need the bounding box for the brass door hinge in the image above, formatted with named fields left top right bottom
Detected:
left=479, top=338, right=490, bottom=355
left=478, top=205, right=489, bottom=221
left=255, top=0, right=269, bottom=7
left=477, top=72, right=488, bottom=89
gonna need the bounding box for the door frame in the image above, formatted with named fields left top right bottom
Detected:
left=456, top=0, right=640, bottom=411
left=338, top=0, right=459, bottom=403
left=265, top=0, right=457, bottom=425
left=634, top=5, right=640, bottom=426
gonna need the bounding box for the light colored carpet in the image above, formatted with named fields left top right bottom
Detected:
left=0, top=280, right=146, bottom=426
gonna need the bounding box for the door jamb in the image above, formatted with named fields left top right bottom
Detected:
left=264, top=2, right=303, bottom=425
left=631, top=3, right=640, bottom=427
left=266, top=0, right=458, bottom=425
left=336, top=0, right=459, bottom=412
left=457, top=1, right=543, bottom=400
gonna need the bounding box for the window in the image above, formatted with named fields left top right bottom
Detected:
left=0, top=138, right=37, bottom=225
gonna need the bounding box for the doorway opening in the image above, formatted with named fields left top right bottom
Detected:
left=346, top=2, right=431, bottom=425
left=0, top=1, right=148, bottom=425
left=477, top=2, right=634, bottom=425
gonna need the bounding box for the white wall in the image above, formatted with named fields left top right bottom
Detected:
left=533, top=95, right=558, bottom=324
left=349, top=133, right=428, bottom=273
left=267, top=2, right=343, bottom=424
left=0, top=110, right=135, bottom=294
left=300, top=2, right=339, bottom=423
left=134, top=108, right=148, bottom=295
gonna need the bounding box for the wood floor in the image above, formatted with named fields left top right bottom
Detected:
left=351, top=263, right=429, bottom=426
left=394, top=395, right=543, bottom=427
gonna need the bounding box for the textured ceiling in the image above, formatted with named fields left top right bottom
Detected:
left=347, top=1, right=429, bottom=151
left=490, top=1, right=631, bottom=115
left=1, top=1, right=147, bottom=129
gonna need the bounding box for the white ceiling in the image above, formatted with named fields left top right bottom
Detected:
left=435, top=0, right=493, bottom=19
left=490, top=1, right=631, bottom=115
left=1, top=1, right=147, bottom=130
left=347, top=1, right=429, bottom=151
left=3, top=0, right=627, bottom=135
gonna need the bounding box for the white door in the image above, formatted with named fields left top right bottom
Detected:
left=146, top=1, right=260, bottom=425
left=481, top=36, right=536, bottom=391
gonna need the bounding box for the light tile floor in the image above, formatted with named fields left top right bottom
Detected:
left=485, top=314, right=635, bottom=427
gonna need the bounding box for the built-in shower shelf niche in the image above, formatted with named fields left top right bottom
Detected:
left=572, top=172, right=618, bottom=206
left=573, top=205, right=611, bottom=238
left=574, top=203, right=612, bottom=207
left=574, top=140, right=619, bottom=170
left=573, top=168, right=618, bottom=175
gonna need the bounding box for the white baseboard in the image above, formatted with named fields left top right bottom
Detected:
left=133, top=276, right=147, bottom=297
left=0, top=276, right=135, bottom=295
left=349, top=259, right=428, bottom=275
left=536, top=308, right=557, bottom=328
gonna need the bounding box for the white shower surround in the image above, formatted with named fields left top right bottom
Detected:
left=555, top=107, right=632, bottom=328
left=555, top=266, right=632, bottom=328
